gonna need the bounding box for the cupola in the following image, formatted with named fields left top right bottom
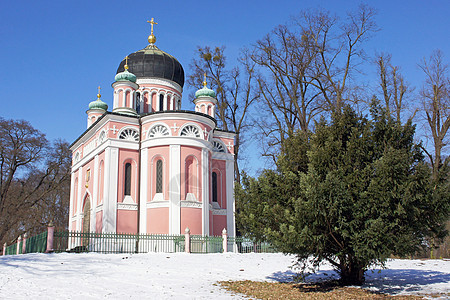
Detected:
left=86, top=87, right=108, bottom=128
left=194, top=74, right=218, bottom=118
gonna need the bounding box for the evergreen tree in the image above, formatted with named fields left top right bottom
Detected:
left=236, top=103, right=449, bottom=285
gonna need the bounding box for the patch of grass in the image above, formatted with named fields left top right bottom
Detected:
left=219, top=280, right=424, bottom=299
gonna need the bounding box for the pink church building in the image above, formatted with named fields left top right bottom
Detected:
left=68, top=23, right=235, bottom=238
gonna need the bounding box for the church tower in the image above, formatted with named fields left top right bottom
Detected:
left=69, top=20, right=235, bottom=241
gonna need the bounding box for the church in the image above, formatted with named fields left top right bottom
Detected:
left=68, top=19, right=236, bottom=238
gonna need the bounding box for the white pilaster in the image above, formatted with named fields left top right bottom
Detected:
left=76, top=166, right=83, bottom=232
left=201, top=148, right=210, bottom=236
left=226, top=159, right=235, bottom=237
left=139, top=148, right=148, bottom=234
left=156, top=93, right=160, bottom=111
left=102, top=147, right=119, bottom=233
left=163, top=94, right=168, bottom=110
left=68, top=171, right=75, bottom=230
left=169, top=145, right=181, bottom=234
left=91, top=154, right=99, bottom=231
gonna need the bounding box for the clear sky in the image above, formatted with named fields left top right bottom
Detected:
left=1, top=0, right=449, bottom=173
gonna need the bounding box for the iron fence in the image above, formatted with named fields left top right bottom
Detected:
left=190, top=235, right=223, bottom=253
left=25, top=232, right=48, bottom=253
left=54, top=231, right=185, bottom=254
left=4, top=230, right=276, bottom=255
left=228, top=236, right=277, bottom=253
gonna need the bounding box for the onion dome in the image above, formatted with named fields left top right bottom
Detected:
left=195, top=74, right=216, bottom=98
left=88, top=87, right=108, bottom=111
left=115, top=18, right=184, bottom=87
left=114, top=56, right=137, bottom=83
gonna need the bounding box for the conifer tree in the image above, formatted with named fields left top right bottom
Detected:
left=236, top=103, right=449, bottom=285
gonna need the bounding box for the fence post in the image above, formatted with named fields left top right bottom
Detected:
left=22, top=233, right=28, bottom=254
left=16, top=236, right=22, bottom=255
left=222, top=228, right=227, bottom=253
left=2, top=243, right=6, bottom=256
left=46, top=222, right=55, bottom=253
left=185, top=227, right=190, bottom=253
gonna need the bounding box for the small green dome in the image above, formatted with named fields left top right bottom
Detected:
left=89, top=97, right=108, bottom=111
left=114, top=69, right=137, bottom=83
left=195, top=85, right=216, bottom=98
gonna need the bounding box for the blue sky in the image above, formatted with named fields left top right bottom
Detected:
left=1, top=0, right=449, bottom=173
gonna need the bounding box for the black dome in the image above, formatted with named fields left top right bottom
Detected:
left=116, top=45, right=185, bottom=88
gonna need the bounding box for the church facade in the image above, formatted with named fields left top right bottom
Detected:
left=68, top=22, right=235, bottom=237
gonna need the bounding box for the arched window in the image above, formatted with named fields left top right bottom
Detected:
left=135, top=92, right=141, bottom=113
left=124, top=163, right=131, bottom=196
left=156, top=159, right=163, bottom=193
left=159, top=94, right=164, bottom=111
left=212, top=172, right=218, bottom=202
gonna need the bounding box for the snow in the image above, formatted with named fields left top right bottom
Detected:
left=0, top=252, right=449, bottom=299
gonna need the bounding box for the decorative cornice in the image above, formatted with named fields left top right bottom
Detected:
left=180, top=200, right=202, bottom=208
left=117, top=203, right=138, bottom=210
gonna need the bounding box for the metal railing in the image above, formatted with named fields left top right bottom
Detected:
left=54, top=231, right=185, bottom=254
left=25, top=232, right=48, bottom=253
left=229, top=236, right=277, bottom=253
left=190, top=235, right=223, bottom=253
left=3, top=230, right=277, bottom=255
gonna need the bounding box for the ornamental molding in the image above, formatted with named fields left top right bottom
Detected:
left=180, top=200, right=202, bottom=208
left=141, top=113, right=215, bottom=129
left=211, top=208, right=227, bottom=215
left=117, top=203, right=138, bottom=210
left=147, top=200, right=169, bottom=208
left=95, top=203, right=103, bottom=213
left=148, top=123, right=171, bottom=138
left=137, top=78, right=182, bottom=93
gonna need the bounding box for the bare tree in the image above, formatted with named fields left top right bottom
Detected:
left=419, top=50, right=450, bottom=179
left=303, top=4, right=378, bottom=113
left=0, top=118, right=71, bottom=245
left=375, top=53, right=412, bottom=122
left=188, top=47, right=258, bottom=183
left=250, top=5, right=377, bottom=161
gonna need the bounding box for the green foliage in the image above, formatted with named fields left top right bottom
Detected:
left=236, top=103, right=449, bottom=285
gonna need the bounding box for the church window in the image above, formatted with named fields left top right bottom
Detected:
left=159, top=94, right=164, bottom=111
left=149, top=124, right=169, bottom=138
left=119, top=128, right=139, bottom=141
left=124, top=163, right=131, bottom=196
left=212, top=172, right=218, bottom=202
left=136, top=92, right=141, bottom=113
left=180, top=125, right=201, bottom=138
left=156, top=159, right=163, bottom=193
left=212, top=141, right=225, bottom=152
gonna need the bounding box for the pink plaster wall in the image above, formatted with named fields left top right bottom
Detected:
left=180, top=146, right=202, bottom=202
left=180, top=207, right=202, bottom=235
left=213, top=215, right=227, bottom=236
left=117, top=149, right=139, bottom=203
left=96, top=211, right=103, bottom=233
left=147, top=146, right=170, bottom=201
left=212, top=159, right=227, bottom=208
left=147, top=208, right=169, bottom=234
left=117, top=210, right=138, bottom=233
left=71, top=221, right=76, bottom=231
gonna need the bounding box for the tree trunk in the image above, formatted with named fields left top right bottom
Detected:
left=339, top=261, right=365, bottom=286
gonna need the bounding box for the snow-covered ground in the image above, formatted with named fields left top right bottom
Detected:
left=0, top=252, right=448, bottom=299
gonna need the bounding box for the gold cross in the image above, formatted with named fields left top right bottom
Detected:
left=125, top=56, right=129, bottom=65
left=97, top=86, right=101, bottom=99
left=147, top=18, right=158, bottom=34
left=203, top=73, right=207, bottom=87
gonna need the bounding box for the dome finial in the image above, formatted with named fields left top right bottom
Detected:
left=124, top=56, right=129, bottom=70
left=203, top=73, right=207, bottom=87
left=147, top=18, right=158, bottom=45
left=97, top=86, right=101, bottom=99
